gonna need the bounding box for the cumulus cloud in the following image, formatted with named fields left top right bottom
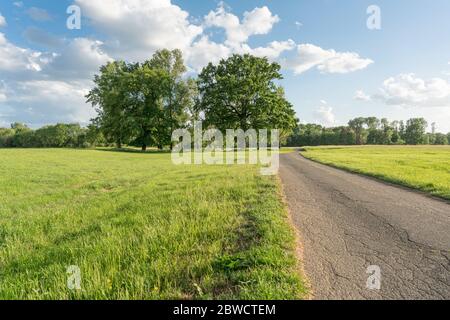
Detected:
left=0, top=33, right=52, bottom=73
left=75, top=0, right=203, bottom=62
left=0, top=12, right=6, bottom=27
left=27, top=7, right=52, bottom=22
left=0, top=33, right=111, bottom=126
left=354, top=90, right=371, bottom=101
left=314, top=101, right=337, bottom=127
left=204, top=3, right=279, bottom=47
left=287, top=44, right=373, bottom=75
left=44, top=38, right=112, bottom=79
left=244, top=39, right=295, bottom=59
left=186, top=36, right=231, bottom=72
left=375, top=73, right=450, bottom=107
left=2, top=80, right=94, bottom=126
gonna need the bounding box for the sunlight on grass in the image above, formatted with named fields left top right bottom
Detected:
left=302, top=146, right=450, bottom=200
left=0, top=149, right=306, bottom=300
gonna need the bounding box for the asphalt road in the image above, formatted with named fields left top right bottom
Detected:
left=279, top=152, right=450, bottom=300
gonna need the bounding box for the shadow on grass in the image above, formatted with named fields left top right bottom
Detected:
left=94, top=147, right=172, bottom=154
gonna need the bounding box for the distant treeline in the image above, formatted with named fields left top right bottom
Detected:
left=287, top=117, right=450, bottom=147
left=2, top=116, right=448, bottom=149
left=0, top=123, right=106, bottom=148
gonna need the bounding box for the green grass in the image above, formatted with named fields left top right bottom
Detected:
left=302, top=145, right=450, bottom=200
left=0, top=149, right=306, bottom=300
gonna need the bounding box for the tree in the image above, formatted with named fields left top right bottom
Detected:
left=434, top=133, right=448, bottom=145
left=145, top=49, right=191, bottom=150
left=88, top=50, right=192, bottom=151
left=196, top=54, right=297, bottom=138
left=87, top=61, right=136, bottom=148
left=405, top=118, right=427, bottom=145
left=348, top=117, right=366, bottom=145
left=0, top=127, right=15, bottom=147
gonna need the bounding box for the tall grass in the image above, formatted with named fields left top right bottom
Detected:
left=0, top=149, right=306, bottom=299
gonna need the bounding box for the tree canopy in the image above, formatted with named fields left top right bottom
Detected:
left=196, top=54, right=297, bottom=140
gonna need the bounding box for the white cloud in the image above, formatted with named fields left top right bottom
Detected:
left=354, top=90, right=371, bottom=101
left=314, top=101, right=336, bottom=127
left=3, top=80, right=94, bottom=126
left=0, top=12, right=6, bottom=27
left=27, top=7, right=52, bottom=22
left=375, top=73, right=450, bottom=107
left=186, top=36, right=231, bottom=72
left=45, top=38, right=112, bottom=79
left=0, top=33, right=111, bottom=126
left=244, top=39, right=295, bottom=59
left=295, top=21, right=303, bottom=28
left=75, top=0, right=203, bottom=62
left=287, top=44, right=373, bottom=75
left=0, top=33, right=52, bottom=73
left=204, top=3, right=279, bottom=47
left=13, top=2, right=24, bottom=8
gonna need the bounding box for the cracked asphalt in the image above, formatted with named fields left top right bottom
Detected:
left=279, top=152, right=450, bottom=300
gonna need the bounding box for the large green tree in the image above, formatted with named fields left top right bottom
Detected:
left=87, top=50, right=192, bottom=151
left=196, top=54, right=297, bottom=140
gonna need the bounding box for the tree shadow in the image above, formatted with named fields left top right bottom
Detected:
left=94, top=147, right=172, bottom=154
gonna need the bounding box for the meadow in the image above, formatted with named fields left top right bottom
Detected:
left=0, top=149, right=306, bottom=300
left=302, top=146, right=450, bottom=200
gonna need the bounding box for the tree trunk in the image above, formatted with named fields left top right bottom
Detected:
left=142, top=144, right=147, bottom=152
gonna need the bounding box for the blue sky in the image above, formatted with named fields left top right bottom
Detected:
left=1, top=0, right=450, bottom=132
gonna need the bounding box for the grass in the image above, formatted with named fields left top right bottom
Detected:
left=301, top=145, right=450, bottom=200
left=0, top=149, right=306, bottom=300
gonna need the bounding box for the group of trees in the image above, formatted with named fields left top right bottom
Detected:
left=88, top=50, right=297, bottom=150
left=1, top=51, right=297, bottom=150
left=287, top=117, right=450, bottom=147
left=0, top=123, right=105, bottom=148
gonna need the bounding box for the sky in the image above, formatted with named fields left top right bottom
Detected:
left=1, top=0, right=450, bottom=132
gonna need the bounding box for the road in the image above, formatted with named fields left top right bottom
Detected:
left=279, top=152, right=450, bottom=300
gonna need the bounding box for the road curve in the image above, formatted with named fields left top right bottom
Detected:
left=279, top=152, right=450, bottom=300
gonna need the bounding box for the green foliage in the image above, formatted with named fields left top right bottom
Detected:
left=88, top=49, right=193, bottom=151
left=0, top=123, right=105, bottom=148
left=0, top=149, right=307, bottom=299
left=286, top=116, right=444, bottom=147
left=196, top=54, right=297, bottom=139
left=404, top=118, right=428, bottom=145
left=303, top=146, right=450, bottom=200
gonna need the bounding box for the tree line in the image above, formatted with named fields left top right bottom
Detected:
left=1, top=50, right=449, bottom=149
left=1, top=50, right=297, bottom=150
left=286, top=117, right=450, bottom=147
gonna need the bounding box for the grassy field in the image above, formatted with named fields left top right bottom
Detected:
left=302, top=146, right=450, bottom=200
left=0, top=149, right=306, bottom=300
